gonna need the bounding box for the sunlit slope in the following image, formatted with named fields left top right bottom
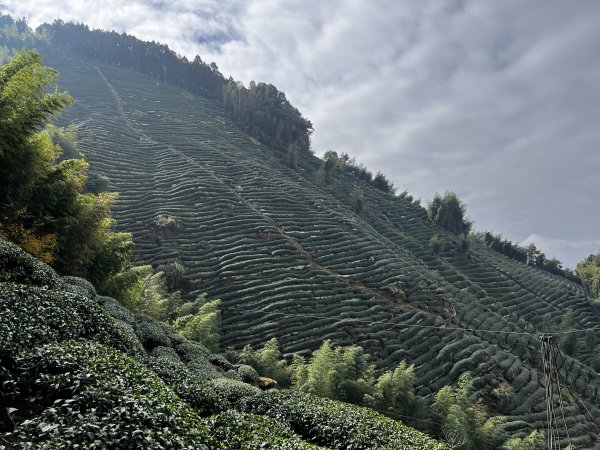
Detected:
left=50, top=55, right=600, bottom=446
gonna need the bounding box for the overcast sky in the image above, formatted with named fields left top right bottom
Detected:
left=2, top=0, right=598, bottom=267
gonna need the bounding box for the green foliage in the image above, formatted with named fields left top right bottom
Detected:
left=351, top=186, right=365, bottom=213
left=429, top=234, right=444, bottom=255
left=98, top=263, right=152, bottom=309
left=173, top=296, right=221, bottom=352
left=0, top=235, right=59, bottom=287
left=242, top=389, right=448, bottom=449
left=207, top=410, right=321, bottom=449
left=321, top=150, right=395, bottom=193
left=48, top=123, right=82, bottom=161
left=433, top=373, right=505, bottom=450
left=427, top=191, right=472, bottom=235
left=224, top=81, right=313, bottom=155
left=3, top=340, right=215, bottom=449
left=577, top=253, right=600, bottom=304
left=39, top=19, right=225, bottom=99
left=502, top=430, right=545, bottom=450
left=238, top=337, right=293, bottom=386
left=559, top=309, right=578, bottom=356
left=312, top=162, right=326, bottom=187
left=372, top=171, right=395, bottom=194
left=0, top=227, right=448, bottom=449
left=295, top=341, right=374, bottom=404
left=323, top=150, right=341, bottom=181
left=0, top=51, right=134, bottom=295
left=0, top=49, right=72, bottom=209
left=100, top=267, right=177, bottom=321
left=365, top=361, right=419, bottom=419
left=156, top=259, right=186, bottom=290
left=85, top=171, right=110, bottom=194
left=473, top=231, right=580, bottom=281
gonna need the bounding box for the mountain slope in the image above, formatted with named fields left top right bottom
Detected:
left=35, top=51, right=600, bottom=447
left=0, top=235, right=446, bottom=449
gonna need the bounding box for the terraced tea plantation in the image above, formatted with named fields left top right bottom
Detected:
left=49, top=54, right=600, bottom=446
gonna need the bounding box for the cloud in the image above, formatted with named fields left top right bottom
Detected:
left=2, top=0, right=599, bottom=265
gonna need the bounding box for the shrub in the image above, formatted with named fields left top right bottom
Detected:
left=237, top=364, right=259, bottom=383
left=3, top=340, right=215, bottom=449
left=241, top=389, right=448, bottom=449
left=351, top=186, right=365, bottom=213
left=429, top=235, right=444, bottom=255
left=207, top=410, right=319, bottom=449
left=0, top=236, right=60, bottom=287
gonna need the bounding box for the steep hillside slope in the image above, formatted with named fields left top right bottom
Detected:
left=39, top=53, right=600, bottom=446
left=0, top=236, right=446, bottom=449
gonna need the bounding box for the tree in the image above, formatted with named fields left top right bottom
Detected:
left=0, top=49, right=72, bottom=209
left=294, top=341, right=374, bottom=402
left=427, top=192, right=472, bottom=235
left=173, top=296, right=221, bottom=352
left=323, top=150, right=339, bottom=182
left=0, top=50, right=72, bottom=260
left=429, top=234, right=444, bottom=255
left=351, top=186, right=365, bottom=213
left=433, top=373, right=505, bottom=450
left=372, top=171, right=395, bottom=194
left=0, top=50, right=138, bottom=299
left=559, top=309, right=578, bottom=356
left=312, top=162, right=325, bottom=187
left=298, top=340, right=337, bottom=398
left=502, top=430, right=545, bottom=450
left=237, top=338, right=293, bottom=386
left=577, top=253, right=600, bottom=302
left=365, top=361, right=419, bottom=418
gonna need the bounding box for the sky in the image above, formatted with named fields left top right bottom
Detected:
left=2, top=0, right=599, bottom=267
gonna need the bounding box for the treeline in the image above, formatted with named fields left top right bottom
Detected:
left=313, top=150, right=396, bottom=194
left=0, top=13, right=315, bottom=160
left=223, top=81, right=313, bottom=158
left=36, top=18, right=225, bottom=99
left=471, top=231, right=580, bottom=283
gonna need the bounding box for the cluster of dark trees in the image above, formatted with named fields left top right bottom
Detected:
left=471, top=231, right=580, bottom=283
left=40, top=20, right=226, bottom=100
left=427, top=192, right=472, bottom=235
left=317, top=151, right=395, bottom=194
left=1, top=14, right=312, bottom=159
left=223, top=81, right=313, bottom=157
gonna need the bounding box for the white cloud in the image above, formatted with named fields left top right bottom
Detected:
left=2, top=0, right=599, bottom=265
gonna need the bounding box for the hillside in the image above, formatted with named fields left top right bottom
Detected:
left=42, top=54, right=600, bottom=445
left=2, top=19, right=600, bottom=447
left=0, top=236, right=446, bottom=449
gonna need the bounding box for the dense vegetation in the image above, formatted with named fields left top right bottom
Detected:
left=2, top=16, right=600, bottom=447
left=320, top=150, right=396, bottom=194
left=577, top=253, right=600, bottom=309
left=33, top=52, right=597, bottom=446
left=224, top=81, right=313, bottom=156
left=427, top=191, right=472, bottom=236
left=0, top=236, right=446, bottom=448
left=0, top=49, right=132, bottom=290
